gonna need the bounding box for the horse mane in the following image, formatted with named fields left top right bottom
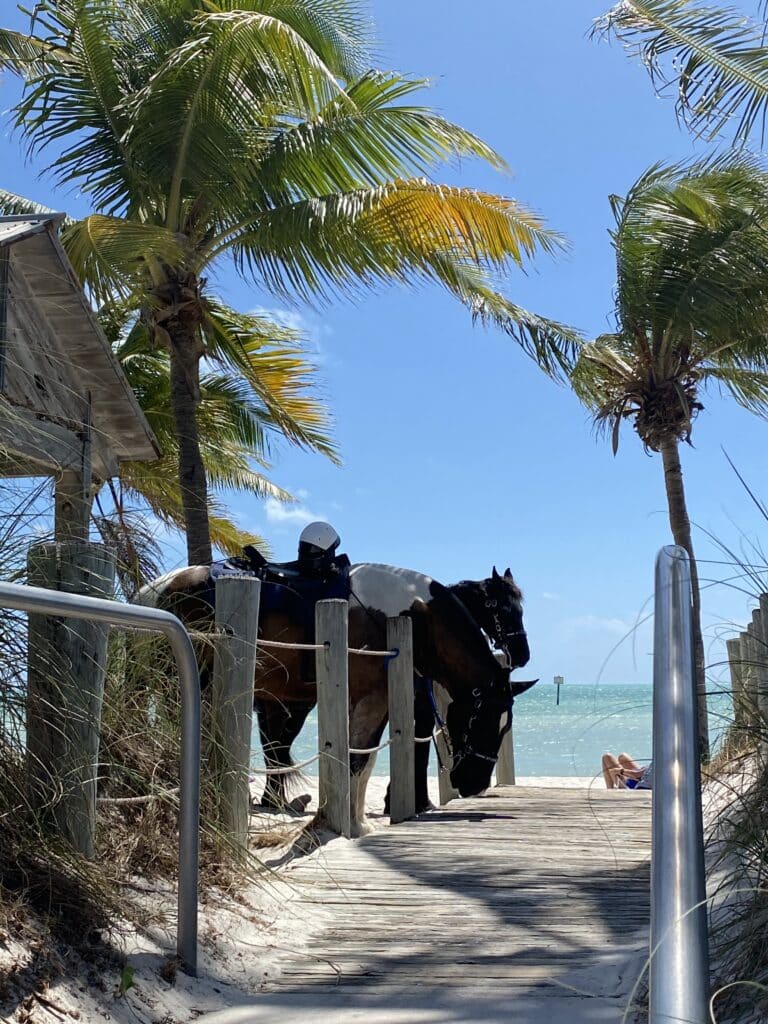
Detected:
left=456, top=576, right=523, bottom=603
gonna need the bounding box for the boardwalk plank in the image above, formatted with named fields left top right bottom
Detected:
left=249, top=785, right=651, bottom=1022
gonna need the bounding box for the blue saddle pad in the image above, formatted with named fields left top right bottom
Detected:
left=209, top=555, right=350, bottom=635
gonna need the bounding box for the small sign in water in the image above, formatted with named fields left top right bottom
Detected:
left=554, top=675, right=564, bottom=705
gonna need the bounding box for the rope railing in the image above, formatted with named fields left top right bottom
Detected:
left=259, top=727, right=433, bottom=768
left=257, top=638, right=325, bottom=651
left=350, top=738, right=393, bottom=755
left=256, top=636, right=397, bottom=659
left=258, top=753, right=322, bottom=774
left=348, top=646, right=398, bottom=657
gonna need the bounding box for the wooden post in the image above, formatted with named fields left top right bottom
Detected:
left=740, top=630, right=759, bottom=729
left=316, top=599, right=351, bottom=838
left=434, top=682, right=459, bottom=806
left=496, top=712, right=516, bottom=786
left=26, top=541, right=116, bottom=857
left=55, top=468, right=91, bottom=544
left=749, top=614, right=768, bottom=729
left=387, top=615, right=415, bottom=824
left=211, top=576, right=261, bottom=859
left=726, top=637, right=748, bottom=733
left=758, top=596, right=768, bottom=731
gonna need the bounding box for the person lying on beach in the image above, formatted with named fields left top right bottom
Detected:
left=601, top=752, right=653, bottom=790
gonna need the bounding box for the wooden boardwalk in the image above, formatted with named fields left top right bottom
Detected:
left=242, top=785, right=652, bottom=1023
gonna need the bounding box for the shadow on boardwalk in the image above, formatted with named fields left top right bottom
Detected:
left=239, top=786, right=652, bottom=1023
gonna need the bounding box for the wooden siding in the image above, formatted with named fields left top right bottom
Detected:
left=0, top=217, right=158, bottom=475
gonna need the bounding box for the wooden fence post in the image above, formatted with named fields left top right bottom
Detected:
left=387, top=615, right=415, bottom=824
left=211, top=575, right=261, bottom=859
left=316, top=599, right=351, bottom=838
left=741, top=629, right=759, bottom=730
left=757, top=596, right=768, bottom=730
left=496, top=713, right=516, bottom=786
left=434, top=682, right=459, bottom=806
left=726, top=637, right=748, bottom=733
left=26, top=541, right=116, bottom=858
left=748, top=614, right=768, bottom=730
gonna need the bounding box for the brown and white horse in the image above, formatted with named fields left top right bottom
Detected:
left=140, top=563, right=531, bottom=836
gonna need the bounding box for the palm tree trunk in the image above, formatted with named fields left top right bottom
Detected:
left=168, top=328, right=212, bottom=566
left=660, top=440, right=709, bottom=760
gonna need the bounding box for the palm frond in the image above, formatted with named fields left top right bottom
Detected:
left=117, top=471, right=270, bottom=559
left=424, top=257, right=581, bottom=378
left=202, top=303, right=339, bottom=462
left=207, top=514, right=270, bottom=559
left=0, top=26, right=74, bottom=72
left=610, top=155, right=768, bottom=348
left=62, top=215, right=184, bottom=302
left=7, top=2, right=143, bottom=212
left=120, top=456, right=283, bottom=550
left=705, top=365, right=768, bottom=414
left=251, top=71, right=507, bottom=206
left=220, top=179, right=563, bottom=303
left=210, top=0, right=374, bottom=80
left=573, top=157, right=768, bottom=453
left=121, top=8, right=351, bottom=228
left=115, top=337, right=315, bottom=501
left=594, top=0, right=768, bottom=143
left=0, top=188, right=60, bottom=218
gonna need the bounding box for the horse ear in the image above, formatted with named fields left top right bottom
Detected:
left=504, top=567, right=512, bottom=579
left=492, top=566, right=500, bottom=580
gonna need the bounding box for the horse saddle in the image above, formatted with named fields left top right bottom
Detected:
left=209, top=547, right=351, bottom=682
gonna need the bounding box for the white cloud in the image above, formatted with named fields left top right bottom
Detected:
left=264, top=496, right=317, bottom=526
left=562, top=614, right=630, bottom=637
left=249, top=306, right=330, bottom=360
left=542, top=591, right=560, bottom=601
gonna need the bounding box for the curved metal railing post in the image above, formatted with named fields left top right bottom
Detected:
left=0, top=581, right=200, bottom=975
left=650, top=545, right=709, bottom=1023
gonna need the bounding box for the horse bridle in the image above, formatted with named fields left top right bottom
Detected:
left=484, top=597, right=528, bottom=669
left=451, top=683, right=514, bottom=769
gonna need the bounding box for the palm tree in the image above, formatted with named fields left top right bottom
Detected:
left=572, top=157, right=768, bottom=757
left=0, top=1, right=578, bottom=565
left=594, top=0, right=768, bottom=144
left=108, top=303, right=337, bottom=561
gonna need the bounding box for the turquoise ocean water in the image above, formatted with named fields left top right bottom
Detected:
left=251, top=682, right=734, bottom=780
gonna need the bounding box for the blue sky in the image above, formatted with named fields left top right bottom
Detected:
left=2, top=1, right=766, bottom=691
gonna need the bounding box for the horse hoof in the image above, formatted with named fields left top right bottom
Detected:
left=287, top=794, right=312, bottom=814
left=351, top=819, right=376, bottom=838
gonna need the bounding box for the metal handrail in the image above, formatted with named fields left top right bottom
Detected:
left=0, top=580, right=201, bottom=975
left=650, top=546, right=709, bottom=1023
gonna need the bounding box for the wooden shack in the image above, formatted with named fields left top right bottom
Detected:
left=0, top=213, right=158, bottom=536
left=0, top=213, right=160, bottom=857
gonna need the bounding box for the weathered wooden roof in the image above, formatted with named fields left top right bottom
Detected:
left=0, top=214, right=159, bottom=475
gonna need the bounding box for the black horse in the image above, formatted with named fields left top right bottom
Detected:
left=140, top=562, right=531, bottom=836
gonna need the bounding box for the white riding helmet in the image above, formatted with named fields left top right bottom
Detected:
left=298, top=521, right=341, bottom=559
